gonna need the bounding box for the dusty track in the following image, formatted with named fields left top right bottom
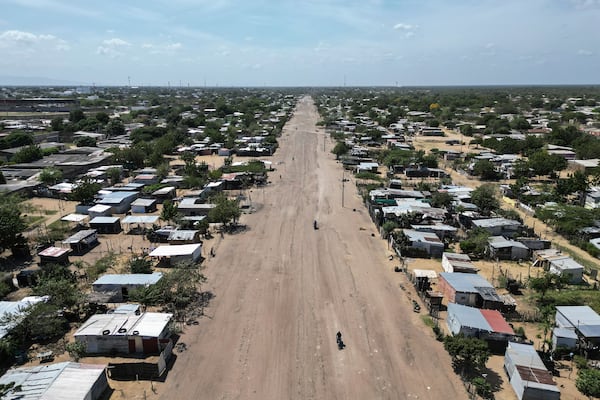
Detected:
left=159, top=96, right=466, bottom=400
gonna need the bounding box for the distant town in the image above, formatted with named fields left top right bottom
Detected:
left=2, top=85, right=600, bottom=399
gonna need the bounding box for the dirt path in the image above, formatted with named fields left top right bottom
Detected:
left=157, top=97, right=466, bottom=400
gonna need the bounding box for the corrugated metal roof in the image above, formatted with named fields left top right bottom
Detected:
left=62, top=229, right=97, bottom=244
left=556, top=306, right=600, bottom=327
left=440, top=272, right=493, bottom=292
left=0, top=362, right=106, bottom=400
left=38, top=247, right=70, bottom=258
left=0, top=297, right=48, bottom=339
left=149, top=244, right=201, bottom=257
left=481, top=309, right=514, bottom=334
left=168, top=230, right=199, bottom=241
left=553, top=327, right=578, bottom=339
left=121, top=215, right=159, bottom=224
left=87, top=204, right=111, bottom=212
left=89, top=216, right=120, bottom=224
left=472, top=218, right=521, bottom=228
left=131, top=198, right=156, bottom=206
left=93, top=272, right=162, bottom=286
left=448, top=303, right=490, bottom=331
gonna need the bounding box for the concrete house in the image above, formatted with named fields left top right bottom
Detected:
left=0, top=362, right=108, bottom=400
left=38, top=246, right=71, bottom=266
left=74, top=312, right=172, bottom=355
left=177, top=198, right=216, bottom=216
left=87, top=204, right=112, bottom=218
left=532, top=249, right=584, bottom=284
left=504, top=342, right=560, bottom=400
left=438, top=272, right=504, bottom=310
left=92, top=272, right=163, bottom=302
left=62, top=229, right=98, bottom=254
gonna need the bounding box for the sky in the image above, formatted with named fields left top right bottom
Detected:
left=0, top=0, right=599, bottom=86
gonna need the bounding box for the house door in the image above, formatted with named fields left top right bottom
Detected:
left=135, top=336, right=143, bottom=353
left=121, top=287, right=129, bottom=301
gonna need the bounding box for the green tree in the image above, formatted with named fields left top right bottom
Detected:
left=459, top=227, right=490, bottom=259
left=12, top=145, right=43, bottom=163
left=50, top=116, right=64, bottom=131
left=33, top=273, right=81, bottom=310
left=160, top=200, right=180, bottom=224
left=69, top=109, right=85, bottom=123
left=74, top=136, right=97, bottom=147
left=331, top=142, right=350, bottom=159
left=0, top=195, right=27, bottom=255
left=430, top=191, right=454, bottom=209
left=129, top=257, right=153, bottom=274
left=472, top=160, right=499, bottom=180
left=66, top=341, right=87, bottom=361
left=470, top=184, right=500, bottom=215
left=576, top=368, right=600, bottom=399
left=69, top=177, right=101, bottom=205
left=95, top=112, right=110, bottom=124
left=38, top=167, right=63, bottom=185
left=106, top=167, right=121, bottom=184
left=106, top=119, right=125, bottom=136
left=443, top=334, right=490, bottom=374
left=0, top=171, right=6, bottom=184
left=0, top=302, right=67, bottom=345
left=209, top=194, right=241, bottom=229
left=528, top=150, right=568, bottom=177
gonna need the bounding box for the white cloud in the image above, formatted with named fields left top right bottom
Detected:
left=569, top=0, right=600, bottom=10
left=484, top=42, right=495, bottom=49
left=393, top=23, right=416, bottom=31
left=0, top=29, right=69, bottom=50
left=404, top=31, right=415, bottom=39
left=102, top=38, right=130, bottom=47
left=166, top=42, right=182, bottom=50
left=577, top=49, right=593, bottom=56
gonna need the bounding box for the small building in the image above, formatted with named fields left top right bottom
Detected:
left=447, top=303, right=515, bottom=350
left=38, top=246, right=71, bottom=266
left=148, top=243, right=202, bottom=266
left=0, top=362, right=108, bottom=400
left=410, top=223, right=457, bottom=240
left=151, top=186, right=176, bottom=203
left=177, top=198, right=216, bottom=216
left=532, top=249, right=584, bottom=284
left=92, top=272, right=163, bottom=302
left=553, top=306, right=600, bottom=354
left=0, top=296, right=48, bottom=340
left=552, top=327, right=578, bottom=350
left=438, top=272, right=504, bottom=310
left=130, top=198, right=158, bottom=213
left=504, top=342, right=560, bottom=400
left=471, top=218, right=522, bottom=237
left=442, top=252, right=478, bottom=274
left=401, top=229, right=444, bottom=258
left=89, top=216, right=121, bottom=234
left=62, top=229, right=98, bottom=254
left=487, top=236, right=530, bottom=261
left=133, top=174, right=159, bottom=185
left=96, top=191, right=138, bottom=214
left=87, top=204, right=112, bottom=218
left=74, top=312, right=172, bottom=355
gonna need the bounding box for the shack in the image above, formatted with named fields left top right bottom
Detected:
left=96, top=191, right=138, bottom=214
left=92, top=272, right=163, bottom=302
left=167, top=230, right=202, bottom=244
left=532, top=249, right=584, bottom=284
left=401, top=229, right=444, bottom=258
left=38, top=246, right=71, bottom=266
left=504, top=342, right=560, bottom=400
left=130, top=198, right=157, bottom=214
left=438, top=272, right=505, bottom=310
left=89, top=216, right=121, bottom=234
left=74, top=312, right=172, bottom=355
left=151, top=186, right=176, bottom=203
left=442, top=252, right=478, bottom=274
left=62, top=229, right=98, bottom=254
left=487, top=236, right=530, bottom=261
left=447, top=303, right=515, bottom=350
left=0, top=362, right=108, bottom=400
left=553, top=306, right=600, bottom=355
left=87, top=204, right=112, bottom=218
left=148, top=243, right=202, bottom=266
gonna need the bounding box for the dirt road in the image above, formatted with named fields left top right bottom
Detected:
left=159, top=97, right=465, bottom=400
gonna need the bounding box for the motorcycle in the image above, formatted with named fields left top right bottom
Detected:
left=336, top=331, right=345, bottom=350
left=313, top=220, right=318, bottom=230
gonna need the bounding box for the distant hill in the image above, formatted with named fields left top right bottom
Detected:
left=0, top=75, right=87, bottom=86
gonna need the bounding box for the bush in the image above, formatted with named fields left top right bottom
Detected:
left=66, top=341, right=86, bottom=361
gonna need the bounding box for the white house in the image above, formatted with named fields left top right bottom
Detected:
left=148, top=243, right=202, bottom=265
left=504, top=342, right=560, bottom=400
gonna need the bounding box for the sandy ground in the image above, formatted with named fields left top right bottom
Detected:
left=146, top=97, right=467, bottom=400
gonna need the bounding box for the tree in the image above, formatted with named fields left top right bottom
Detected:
left=12, top=145, right=43, bottom=163
left=160, top=200, right=180, bottom=224
left=69, top=177, right=101, bottom=205
left=430, top=191, right=454, bottom=209
left=66, top=341, right=86, bottom=361
left=50, top=116, right=64, bottom=131
left=470, top=184, right=499, bottom=215
left=529, top=272, right=570, bottom=300
left=38, top=167, right=63, bottom=185
left=69, top=109, right=85, bottom=123
left=528, top=150, right=567, bottom=178
left=0, top=302, right=67, bottom=345
left=106, top=119, right=125, bottom=136
left=74, top=136, right=97, bottom=147
left=33, top=273, right=81, bottom=310
left=576, top=368, right=600, bottom=399
left=106, top=167, right=121, bottom=184
left=331, top=142, right=350, bottom=159
left=208, top=194, right=241, bottom=229
left=0, top=195, right=27, bottom=255
left=95, top=112, right=109, bottom=124
left=472, top=160, right=499, bottom=180
left=0, top=171, right=5, bottom=185
left=443, top=334, right=490, bottom=374
left=129, top=257, right=153, bottom=274
left=459, top=227, right=490, bottom=259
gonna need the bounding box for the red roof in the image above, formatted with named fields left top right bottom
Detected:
left=481, top=309, right=514, bottom=335
left=39, top=246, right=71, bottom=258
